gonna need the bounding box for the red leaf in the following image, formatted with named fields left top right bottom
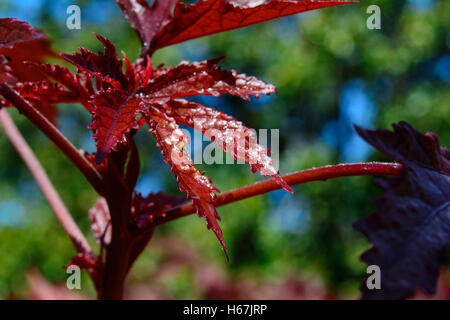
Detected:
left=0, top=81, right=79, bottom=108
left=116, top=0, right=355, bottom=55
left=0, top=19, right=59, bottom=121
left=0, top=38, right=57, bottom=82
left=146, top=106, right=229, bottom=259
left=354, top=122, right=450, bottom=300
left=166, top=99, right=292, bottom=192
left=58, top=35, right=139, bottom=163
left=29, top=62, right=95, bottom=110
left=142, top=57, right=276, bottom=100
left=115, top=0, right=178, bottom=54
left=61, top=33, right=129, bottom=89
left=88, top=87, right=141, bottom=164
left=59, top=35, right=276, bottom=164
left=0, top=18, right=49, bottom=87
left=0, top=18, right=44, bottom=49
left=0, top=39, right=60, bottom=122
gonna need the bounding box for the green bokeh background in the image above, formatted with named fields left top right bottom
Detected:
left=0, top=0, right=448, bottom=299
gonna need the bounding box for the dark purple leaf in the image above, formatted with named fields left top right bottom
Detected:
left=354, top=122, right=450, bottom=300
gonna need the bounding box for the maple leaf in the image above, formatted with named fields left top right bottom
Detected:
left=354, top=122, right=450, bottom=300
left=116, top=0, right=356, bottom=55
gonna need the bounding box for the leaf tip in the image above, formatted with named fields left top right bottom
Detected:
left=213, top=227, right=229, bottom=262
left=273, top=175, right=293, bottom=193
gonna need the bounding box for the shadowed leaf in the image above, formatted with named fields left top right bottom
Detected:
left=131, top=191, right=185, bottom=228
left=354, top=122, right=450, bottom=300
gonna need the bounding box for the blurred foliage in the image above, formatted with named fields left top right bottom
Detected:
left=0, top=0, right=448, bottom=299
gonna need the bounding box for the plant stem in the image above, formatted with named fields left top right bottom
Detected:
left=98, top=231, right=132, bottom=299
left=0, top=108, right=92, bottom=254
left=0, top=83, right=104, bottom=195
left=152, top=162, right=402, bottom=226
left=97, top=157, right=135, bottom=300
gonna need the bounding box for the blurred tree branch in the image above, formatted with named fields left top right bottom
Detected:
left=0, top=108, right=92, bottom=254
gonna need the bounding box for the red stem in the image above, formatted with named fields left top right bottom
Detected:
left=98, top=229, right=133, bottom=300
left=152, top=162, right=402, bottom=227
left=0, top=83, right=105, bottom=195
left=0, top=109, right=92, bottom=254
left=97, top=155, right=136, bottom=300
